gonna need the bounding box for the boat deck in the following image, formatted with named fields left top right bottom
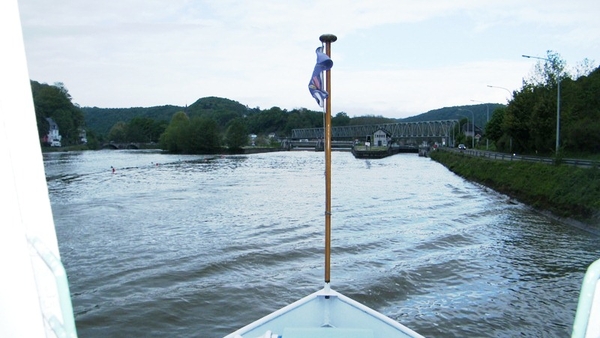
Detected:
left=226, top=286, right=423, bottom=338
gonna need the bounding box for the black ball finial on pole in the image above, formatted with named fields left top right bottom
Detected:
left=319, top=34, right=337, bottom=43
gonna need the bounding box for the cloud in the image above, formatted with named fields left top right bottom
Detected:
left=18, top=0, right=600, bottom=117
left=333, top=59, right=529, bottom=117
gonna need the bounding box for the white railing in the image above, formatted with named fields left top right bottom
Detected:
left=27, top=236, right=77, bottom=338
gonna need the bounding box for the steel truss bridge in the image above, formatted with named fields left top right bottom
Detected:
left=291, top=120, right=459, bottom=141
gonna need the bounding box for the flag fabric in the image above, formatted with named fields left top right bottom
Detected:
left=308, top=46, right=333, bottom=107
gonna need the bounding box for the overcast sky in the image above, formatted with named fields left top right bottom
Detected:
left=17, top=0, right=600, bottom=118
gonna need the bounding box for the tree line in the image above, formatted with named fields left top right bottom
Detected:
left=30, top=80, right=91, bottom=147
left=151, top=106, right=392, bottom=153
left=31, top=80, right=396, bottom=152
left=31, top=50, right=598, bottom=156
left=96, top=97, right=395, bottom=153
left=485, top=51, right=599, bottom=156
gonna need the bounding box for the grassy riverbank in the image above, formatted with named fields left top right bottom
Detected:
left=429, top=150, right=600, bottom=226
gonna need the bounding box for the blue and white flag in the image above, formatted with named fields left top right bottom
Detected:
left=308, top=46, right=333, bottom=107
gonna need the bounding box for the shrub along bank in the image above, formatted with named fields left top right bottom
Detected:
left=429, top=150, right=600, bottom=225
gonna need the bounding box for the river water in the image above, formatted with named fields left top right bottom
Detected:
left=44, top=149, right=599, bottom=337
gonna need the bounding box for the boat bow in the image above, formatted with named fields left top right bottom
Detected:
left=225, top=284, right=423, bottom=338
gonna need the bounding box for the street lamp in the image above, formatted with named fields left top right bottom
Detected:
left=487, top=85, right=512, bottom=100
left=522, top=54, right=561, bottom=155
left=471, top=99, right=489, bottom=150
left=457, top=108, right=475, bottom=149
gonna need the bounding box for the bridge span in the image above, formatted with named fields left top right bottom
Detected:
left=291, top=120, right=459, bottom=141
left=102, top=142, right=143, bottom=149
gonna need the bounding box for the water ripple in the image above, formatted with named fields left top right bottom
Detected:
left=45, top=151, right=600, bottom=337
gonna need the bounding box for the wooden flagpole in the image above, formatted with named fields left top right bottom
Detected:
left=319, top=33, right=336, bottom=284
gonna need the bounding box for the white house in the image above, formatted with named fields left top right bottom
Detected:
left=79, top=128, right=87, bottom=144
left=45, top=117, right=62, bottom=147
left=373, top=129, right=389, bottom=147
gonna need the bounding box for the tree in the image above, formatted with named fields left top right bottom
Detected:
left=350, top=115, right=394, bottom=125
left=225, top=118, right=248, bottom=150
left=82, top=105, right=179, bottom=137
left=282, top=109, right=322, bottom=135
left=246, top=106, right=287, bottom=134
left=150, top=120, right=168, bottom=143
left=566, top=118, right=600, bottom=152
left=573, top=58, right=596, bottom=79
left=185, top=117, right=220, bottom=153
left=485, top=107, right=505, bottom=144
left=503, top=83, right=539, bottom=153
left=562, top=67, right=600, bottom=152
left=159, top=112, right=220, bottom=153
left=126, top=117, right=160, bottom=143
left=525, top=50, right=568, bottom=88
left=332, top=112, right=351, bottom=126
left=53, top=82, right=72, bottom=100
left=159, top=112, right=189, bottom=153
left=528, top=89, right=556, bottom=153
left=505, top=52, right=600, bottom=155
left=108, top=121, right=127, bottom=143
left=84, top=129, right=100, bottom=150
left=36, top=110, right=50, bottom=139
left=30, top=80, right=85, bottom=145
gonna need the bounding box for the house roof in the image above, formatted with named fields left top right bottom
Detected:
left=45, top=117, right=58, bottom=129
left=374, top=128, right=391, bottom=136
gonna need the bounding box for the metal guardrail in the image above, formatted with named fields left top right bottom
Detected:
left=440, top=148, right=599, bottom=168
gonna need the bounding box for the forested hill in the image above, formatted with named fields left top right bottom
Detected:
left=83, top=95, right=501, bottom=137
left=82, top=96, right=251, bottom=136
left=37, top=59, right=600, bottom=155
left=83, top=105, right=183, bottom=136
left=400, top=103, right=505, bottom=130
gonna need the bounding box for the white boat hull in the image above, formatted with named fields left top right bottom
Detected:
left=225, top=285, right=423, bottom=338
left=1, top=1, right=77, bottom=337
left=572, top=258, right=600, bottom=338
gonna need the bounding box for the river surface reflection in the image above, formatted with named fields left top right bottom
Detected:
left=44, top=149, right=600, bottom=337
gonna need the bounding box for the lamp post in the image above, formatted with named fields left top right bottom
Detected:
left=522, top=54, right=561, bottom=155
left=471, top=99, right=489, bottom=150
left=487, top=85, right=513, bottom=153
left=486, top=85, right=512, bottom=100
left=457, top=108, right=475, bottom=149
